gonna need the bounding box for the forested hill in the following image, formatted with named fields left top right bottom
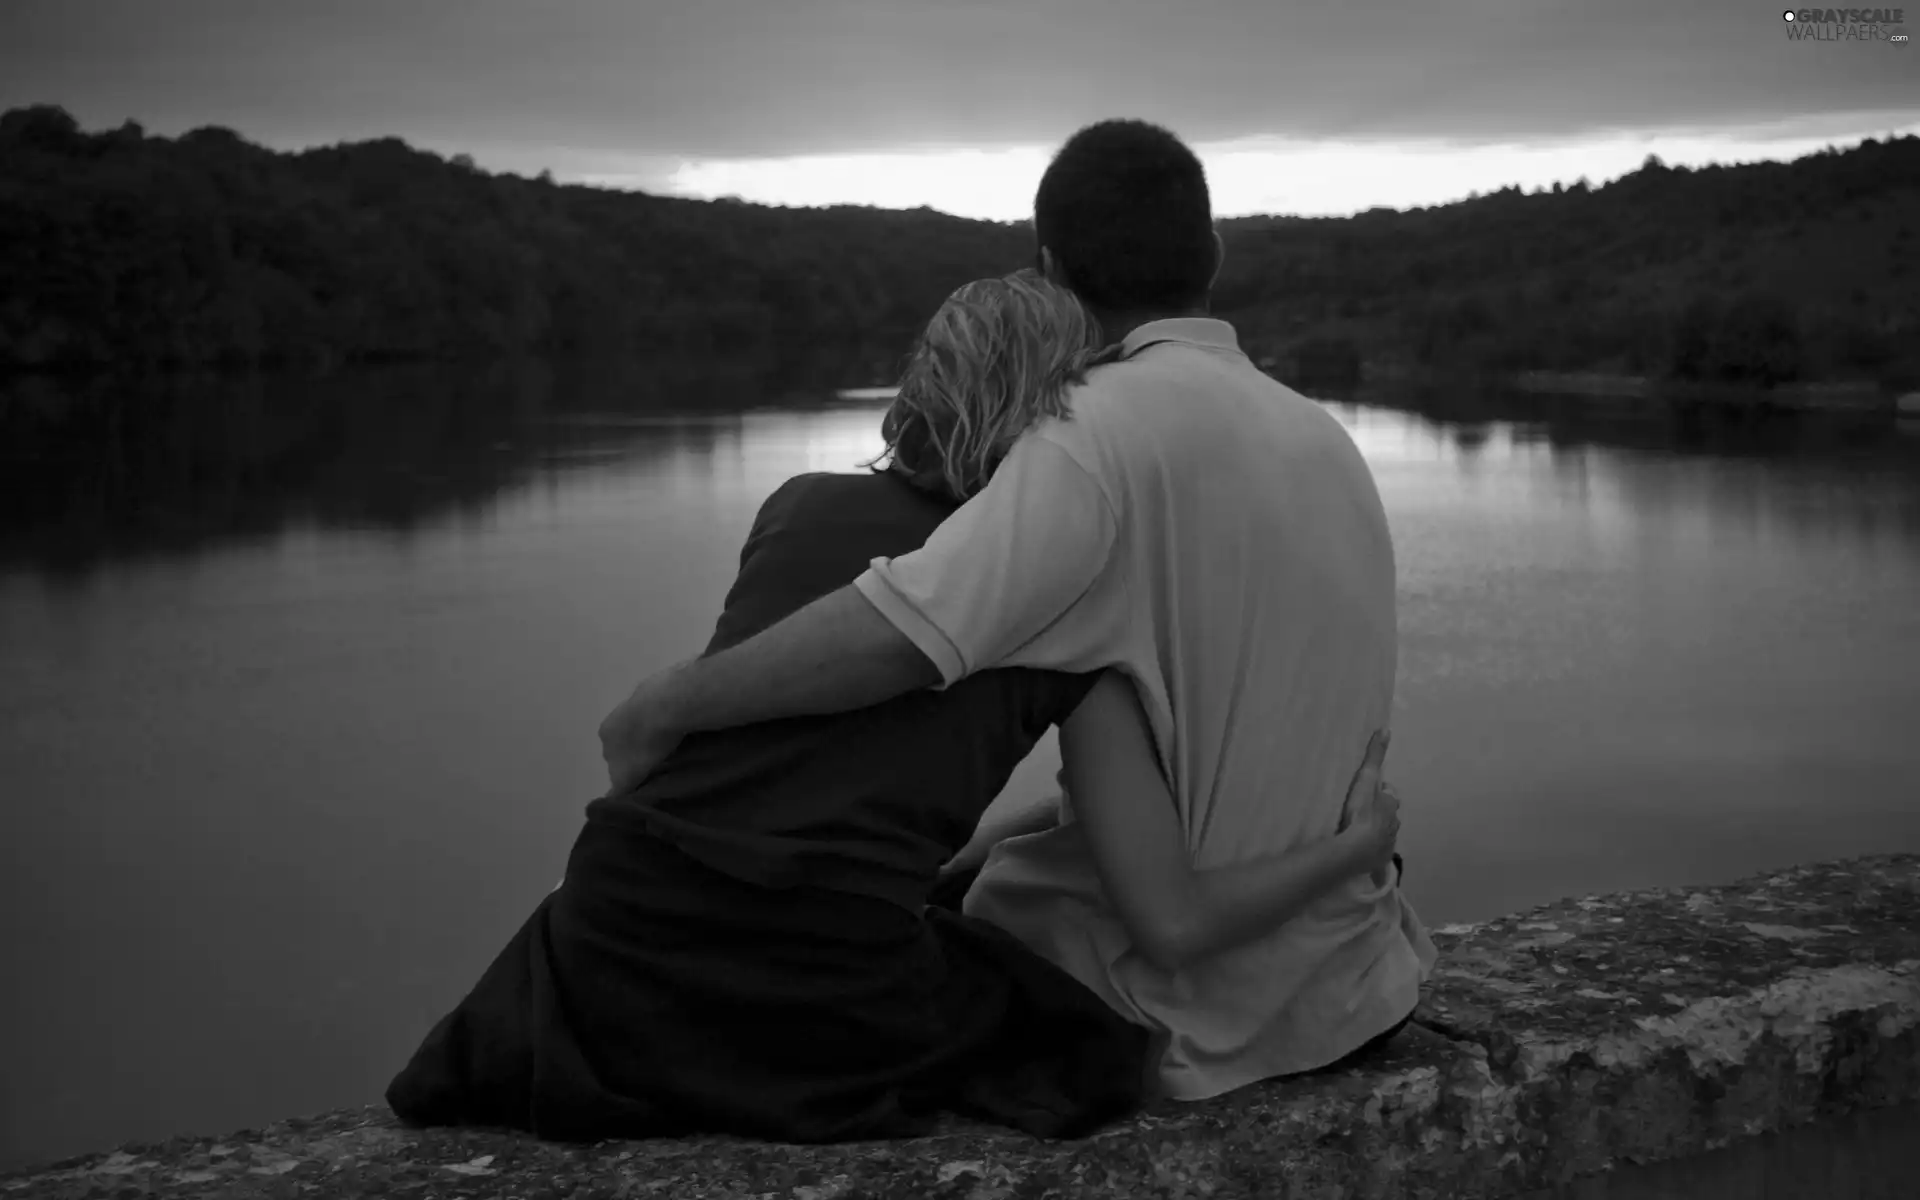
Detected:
left=1218, top=135, right=1920, bottom=389
left=0, top=105, right=1028, bottom=383
left=3, top=103, right=1917, bottom=388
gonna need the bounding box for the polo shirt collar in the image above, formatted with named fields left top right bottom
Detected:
left=1119, top=317, right=1241, bottom=356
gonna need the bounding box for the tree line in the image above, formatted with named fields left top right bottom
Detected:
left=1218, top=138, right=1920, bottom=390
left=3, top=104, right=1916, bottom=390
left=0, top=105, right=1027, bottom=385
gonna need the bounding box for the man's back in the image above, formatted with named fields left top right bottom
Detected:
left=1047, top=326, right=1399, bottom=851
left=858, top=318, right=1434, bottom=1099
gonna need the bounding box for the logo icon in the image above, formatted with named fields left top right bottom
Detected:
left=1783, top=8, right=1909, bottom=40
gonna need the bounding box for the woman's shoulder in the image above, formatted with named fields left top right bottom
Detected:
left=764, top=469, right=878, bottom=505
left=710, top=471, right=955, bottom=653
left=769, top=469, right=924, bottom=501
left=758, top=470, right=953, bottom=526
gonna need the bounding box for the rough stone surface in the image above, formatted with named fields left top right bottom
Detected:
left=5, top=854, right=1916, bottom=1199
left=1417, top=853, right=1920, bottom=1190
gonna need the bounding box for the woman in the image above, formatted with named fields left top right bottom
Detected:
left=387, top=271, right=1401, bottom=1144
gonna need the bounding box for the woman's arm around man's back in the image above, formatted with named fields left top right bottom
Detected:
left=1061, top=672, right=1397, bottom=972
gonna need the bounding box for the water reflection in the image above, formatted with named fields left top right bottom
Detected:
left=1323, top=389, right=1920, bottom=553
left=0, top=360, right=797, bottom=579
left=7, top=366, right=1916, bottom=580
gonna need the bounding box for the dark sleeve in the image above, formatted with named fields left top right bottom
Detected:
left=1026, top=669, right=1101, bottom=732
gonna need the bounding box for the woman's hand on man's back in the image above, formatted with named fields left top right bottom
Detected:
left=1337, top=730, right=1400, bottom=886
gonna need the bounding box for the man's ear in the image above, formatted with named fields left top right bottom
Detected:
left=1208, top=229, right=1226, bottom=291
left=1039, top=246, right=1064, bottom=283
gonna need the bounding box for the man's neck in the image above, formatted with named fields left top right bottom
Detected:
left=1093, top=305, right=1212, bottom=344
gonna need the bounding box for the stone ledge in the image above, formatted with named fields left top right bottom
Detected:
left=5, top=854, right=1916, bottom=1199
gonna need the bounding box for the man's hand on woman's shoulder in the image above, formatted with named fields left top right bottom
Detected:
left=599, top=662, right=691, bottom=796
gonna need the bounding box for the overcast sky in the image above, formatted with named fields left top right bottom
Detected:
left=6, top=0, right=1917, bottom=216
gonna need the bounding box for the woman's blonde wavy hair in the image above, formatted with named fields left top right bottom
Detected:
left=869, top=268, right=1119, bottom=502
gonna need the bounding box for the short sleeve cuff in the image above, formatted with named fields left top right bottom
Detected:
left=853, top=563, right=968, bottom=687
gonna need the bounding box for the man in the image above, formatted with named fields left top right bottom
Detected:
left=600, top=119, right=1435, bottom=1100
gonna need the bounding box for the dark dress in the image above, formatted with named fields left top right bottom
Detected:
left=386, top=471, right=1152, bottom=1144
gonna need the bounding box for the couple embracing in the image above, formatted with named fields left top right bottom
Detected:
left=388, top=119, right=1437, bottom=1143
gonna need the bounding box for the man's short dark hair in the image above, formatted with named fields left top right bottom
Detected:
left=1033, top=119, right=1216, bottom=314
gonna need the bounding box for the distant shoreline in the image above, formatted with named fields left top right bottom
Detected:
left=1408, top=364, right=1894, bottom=413
left=5, top=354, right=1907, bottom=423
left=1254, top=355, right=1905, bottom=416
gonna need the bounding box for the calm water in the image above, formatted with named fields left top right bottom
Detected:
left=2, top=363, right=1918, bottom=1169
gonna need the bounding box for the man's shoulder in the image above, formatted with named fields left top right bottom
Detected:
left=1044, top=359, right=1158, bottom=438
left=1070, top=345, right=1290, bottom=410
left=1045, top=350, right=1299, bottom=453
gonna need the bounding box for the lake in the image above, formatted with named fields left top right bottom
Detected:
left=2, top=361, right=1918, bottom=1169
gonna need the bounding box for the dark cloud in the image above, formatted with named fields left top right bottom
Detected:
left=5, top=0, right=1915, bottom=170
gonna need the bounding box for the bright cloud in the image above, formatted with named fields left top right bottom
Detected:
left=629, top=120, right=1920, bottom=220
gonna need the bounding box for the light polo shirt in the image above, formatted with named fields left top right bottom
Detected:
left=852, top=317, right=1438, bottom=1101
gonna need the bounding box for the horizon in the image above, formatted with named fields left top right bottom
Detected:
left=600, top=118, right=1920, bottom=221
left=7, top=0, right=1917, bottom=220
left=17, top=101, right=1920, bottom=225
